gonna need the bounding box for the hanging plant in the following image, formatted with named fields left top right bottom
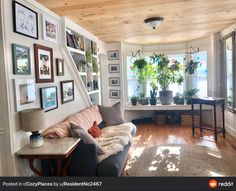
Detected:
left=185, top=60, right=201, bottom=75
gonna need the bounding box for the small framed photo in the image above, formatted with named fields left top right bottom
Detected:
left=14, top=79, right=36, bottom=111
left=56, top=58, right=64, bottom=76
left=108, top=50, right=119, bottom=60
left=60, top=80, right=74, bottom=104
left=42, top=15, right=59, bottom=44
left=109, top=89, right=120, bottom=99
left=40, top=86, right=58, bottom=112
left=108, top=64, right=120, bottom=73
left=34, top=44, right=54, bottom=83
left=109, top=77, right=120, bottom=86
left=12, top=1, right=38, bottom=39
left=12, top=44, right=31, bottom=75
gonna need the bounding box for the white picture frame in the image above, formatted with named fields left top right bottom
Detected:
left=14, top=79, right=36, bottom=111
left=108, top=50, right=119, bottom=60
left=108, top=64, right=120, bottom=73
left=42, top=15, right=59, bottom=44
left=109, top=89, right=120, bottom=99
left=109, top=77, right=120, bottom=86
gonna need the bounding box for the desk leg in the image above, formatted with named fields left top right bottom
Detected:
left=191, top=103, right=195, bottom=136
left=222, top=103, right=226, bottom=139
left=214, top=105, right=217, bottom=141
left=28, top=159, right=44, bottom=176
left=200, top=104, right=203, bottom=134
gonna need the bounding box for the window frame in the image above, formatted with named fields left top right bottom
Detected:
left=222, top=31, right=236, bottom=112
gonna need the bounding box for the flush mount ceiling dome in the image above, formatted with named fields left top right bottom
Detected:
left=144, top=17, right=164, bottom=30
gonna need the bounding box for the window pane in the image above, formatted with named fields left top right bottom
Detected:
left=192, top=51, right=208, bottom=97
left=168, top=54, right=185, bottom=96
left=225, top=37, right=233, bottom=107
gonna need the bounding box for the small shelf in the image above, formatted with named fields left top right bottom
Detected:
left=67, top=46, right=85, bottom=55
left=88, top=90, right=99, bottom=95
left=79, top=72, right=86, bottom=76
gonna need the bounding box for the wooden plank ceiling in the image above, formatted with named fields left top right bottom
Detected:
left=37, top=0, right=236, bottom=44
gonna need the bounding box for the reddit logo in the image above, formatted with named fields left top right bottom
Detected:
left=209, top=179, right=218, bottom=189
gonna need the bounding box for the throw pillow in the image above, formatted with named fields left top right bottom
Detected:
left=70, top=123, right=105, bottom=154
left=98, top=102, right=126, bottom=126
left=88, top=121, right=101, bottom=138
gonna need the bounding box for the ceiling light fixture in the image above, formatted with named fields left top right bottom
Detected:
left=144, top=17, right=164, bottom=30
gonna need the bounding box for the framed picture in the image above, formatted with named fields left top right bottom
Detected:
left=14, top=79, right=36, bottom=111
left=108, top=50, right=119, bottom=60
left=12, top=44, right=31, bottom=75
left=40, top=86, right=58, bottom=112
left=109, top=89, right=120, bottom=99
left=109, top=64, right=120, bottom=73
left=56, top=58, right=64, bottom=76
left=42, top=15, right=59, bottom=44
left=12, top=1, right=38, bottom=39
left=34, top=44, right=54, bottom=83
left=109, top=77, right=120, bottom=86
left=60, top=80, right=74, bottom=104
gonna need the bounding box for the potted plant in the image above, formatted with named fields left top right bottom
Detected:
left=130, top=96, right=138, bottom=106
left=150, top=53, right=184, bottom=105
left=132, top=58, right=152, bottom=103
left=184, top=88, right=199, bottom=104
left=92, top=57, right=99, bottom=73
left=150, top=81, right=158, bottom=105
left=185, top=60, right=201, bottom=75
left=173, top=93, right=185, bottom=105
left=139, top=92, right=149, bottom=105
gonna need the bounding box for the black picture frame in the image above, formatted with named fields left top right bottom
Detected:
left=40, top=86, right=58, bottom=112
left=12, top=1, right=38, bottom=39
left=60, top=80, right=74, bottom=104
left=12, top=43, right=31, bottom=75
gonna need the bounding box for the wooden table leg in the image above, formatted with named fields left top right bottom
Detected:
left=222, top=103, right=226, bottom=139
left=191, top=103, right=195, bottom=136
left=214, top=105, right=217, bottom=141
left=56, top=159, right=62, bottom=176
left=200, top=103, right=203, bottom=134
left=28, top=159, right=44, bottom=176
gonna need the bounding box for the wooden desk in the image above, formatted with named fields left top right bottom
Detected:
left=16, top=137, right=80, bottom=176
left=191, top=97, right=225, bottom=141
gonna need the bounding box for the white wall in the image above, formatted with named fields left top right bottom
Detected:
left=0, top=0, right=106, bottom=176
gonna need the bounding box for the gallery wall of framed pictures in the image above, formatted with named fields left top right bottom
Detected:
left=10, top=0, right=77, bottom=112
left=107, top=49, right=121, bottom=100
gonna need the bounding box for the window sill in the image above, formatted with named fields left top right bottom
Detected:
left=124, top=104, right=212, bottom=111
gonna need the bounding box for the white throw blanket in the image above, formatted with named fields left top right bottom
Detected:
left=96, top=123, right=135, bottom=163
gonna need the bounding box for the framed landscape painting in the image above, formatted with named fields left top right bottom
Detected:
left=40, top=86, right=58, bottom=112
left=14, top=79, right=36, bottom=111
left=42, top=15, right=59, bottom=44
left=34, top=44, right=54, bottom=83
left=60, top=80, right=74, bottom=104
left=12, top=44, right=31, bottom=75
left=12, top=1, right=38, bottom=39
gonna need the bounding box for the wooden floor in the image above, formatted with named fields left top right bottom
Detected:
left=131, top=122, right=236, bottom=153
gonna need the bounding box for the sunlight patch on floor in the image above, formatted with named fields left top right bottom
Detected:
left=125, top=146, right=145, bottom=171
